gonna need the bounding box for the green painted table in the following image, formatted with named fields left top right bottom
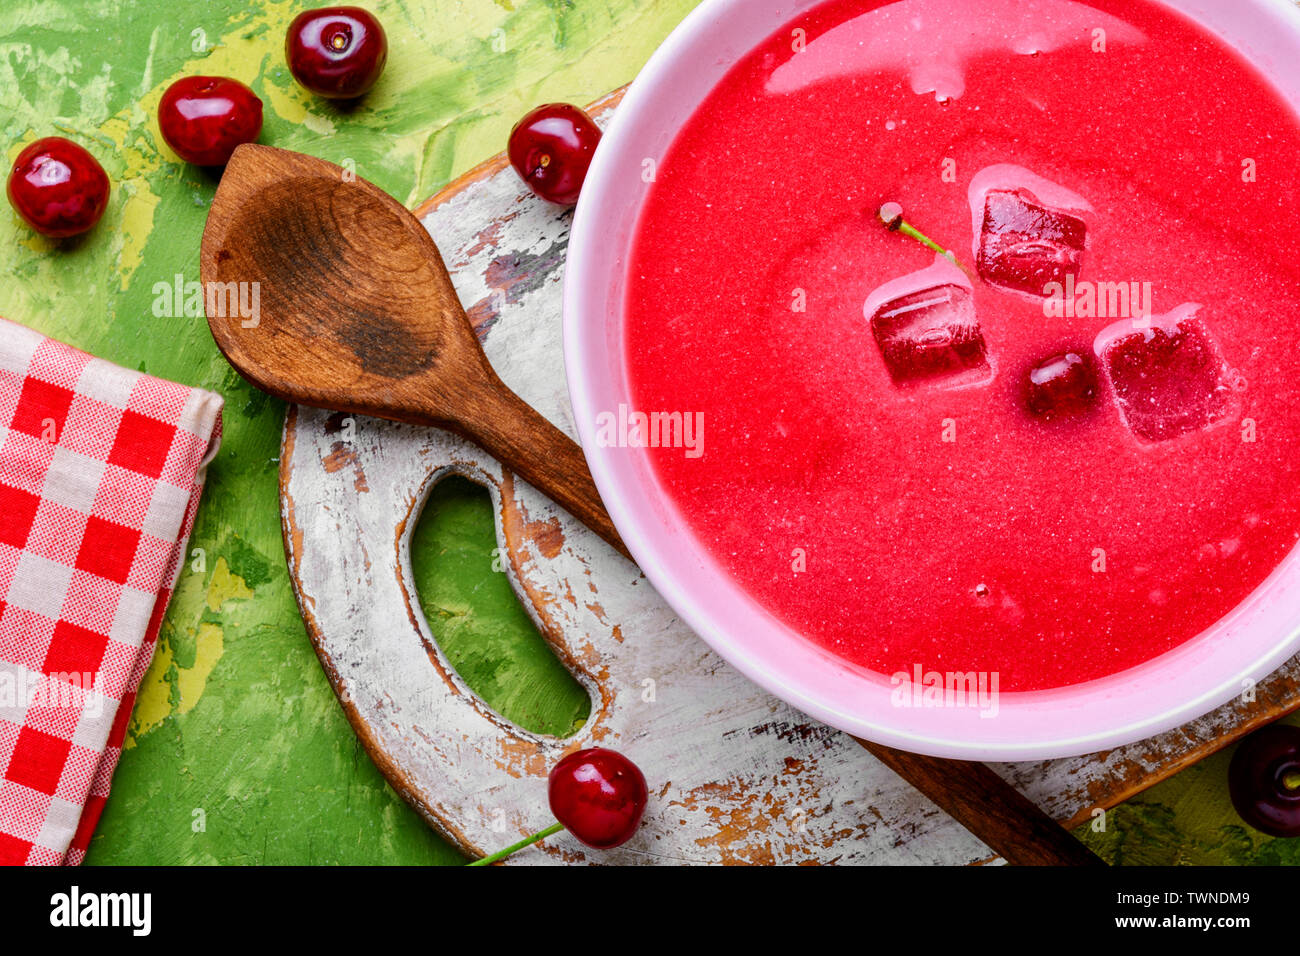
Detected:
left=1, top=0, right=1295, bottom=865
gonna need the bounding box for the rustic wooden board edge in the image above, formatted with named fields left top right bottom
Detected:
left=279, top=405, right=477, bottom=853
left=1053, top=686, right=1300, bottom=830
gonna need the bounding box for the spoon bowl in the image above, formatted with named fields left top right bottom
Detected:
left=201, top=145, right=474, bottom=419
left=201, top=143, right=625, bottom=553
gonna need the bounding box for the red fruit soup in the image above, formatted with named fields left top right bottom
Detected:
left=623, top=0, right=1300, bottom=690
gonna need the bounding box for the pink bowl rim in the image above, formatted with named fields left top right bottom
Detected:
left=563, top=0, right=1300, bottom=760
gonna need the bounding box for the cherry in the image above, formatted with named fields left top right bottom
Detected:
left=7, top=136, right=110, bottom=238
left=1228, top=723, right=1300, bottom=838
left=287, top=6, right=388, bottom=99
left=1024, top=350, right=1098, bottom=420
left=548, top=747, right=648, bottom=849
left=507, top=103, right=601, bottom=206
left=158, top=76, right=263, bottom=167
left=468, top=748, right=648, bottom=864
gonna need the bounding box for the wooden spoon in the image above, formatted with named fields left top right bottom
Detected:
left=200, top=143, right=1102, bottom=866
left=200, top=144, right=625, bottom=558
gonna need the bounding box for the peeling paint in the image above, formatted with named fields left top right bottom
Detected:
left=129, top=557, right=251, bottom=743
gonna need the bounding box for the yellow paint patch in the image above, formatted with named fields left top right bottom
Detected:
left=114, top=179, right=160, bottom=291
left=206, top=555, right=254, bottom=610
left=174, top=622, right=225, bottom=712
left=261, top=80, right=338, bottom=136
left=127, top=558, right=250, bottom=745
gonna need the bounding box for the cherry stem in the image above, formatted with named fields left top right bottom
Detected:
left=1282, top=769, right=1300, bottom=792
left=466, top=821, right=565, bottom=866
left=877, top=202, right=971, bottom=275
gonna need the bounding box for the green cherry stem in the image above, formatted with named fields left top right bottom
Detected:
left=877, top=202, right=971, bottom=276
left=466, top=821, right=565, bottom=866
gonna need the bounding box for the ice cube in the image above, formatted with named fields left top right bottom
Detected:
left=864, top=257, right=990, bottom=388
left=1094, top=305, right=1234, bottom=444
left=976, top=188, right=1087, bottom=296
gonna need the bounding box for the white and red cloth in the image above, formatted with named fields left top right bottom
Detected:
left=0, top=317, right=222, bottom=865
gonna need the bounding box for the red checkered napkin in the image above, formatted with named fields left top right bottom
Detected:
left=0, top=317, right=222, bottom=865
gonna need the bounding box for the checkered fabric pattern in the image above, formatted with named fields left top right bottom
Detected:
left=0, top=317, right=222, bottom=865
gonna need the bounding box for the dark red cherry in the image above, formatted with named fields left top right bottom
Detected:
left=158, top=76, right=263, bottom=166
left=508, top=103, right=601, bottom=206
left=548, top=748, right=647, bottom=849
left=1025, top=350, right=1097, bottom=420
left=7, top=136, right=110, bottom=238
left=287, top=6, right=388, bottom=99
left=1229, top=723, right=1300, bottom=838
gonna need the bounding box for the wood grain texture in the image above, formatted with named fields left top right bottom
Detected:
left=280, top=96, right=1300, bottom=864
left=857, top=740, right=1104, bottom=866
left=201, top=144, right=628, bottom=558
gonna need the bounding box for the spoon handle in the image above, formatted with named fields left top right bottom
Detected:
left=459, top=374, right=632, bottom=561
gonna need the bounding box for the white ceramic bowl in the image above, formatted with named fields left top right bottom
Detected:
left=564, top=0, right=1300, bottom=760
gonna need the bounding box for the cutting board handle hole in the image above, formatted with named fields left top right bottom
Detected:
left=409, top=475, right=592, bottom=737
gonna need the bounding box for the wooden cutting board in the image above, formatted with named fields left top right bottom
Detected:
left=278, top=89, right=1300, bottom=864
